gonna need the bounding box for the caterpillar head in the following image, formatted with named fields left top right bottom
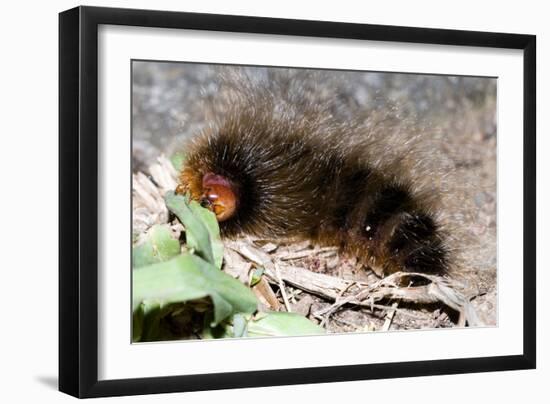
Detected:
left=177, top=169, right=238, bottom=222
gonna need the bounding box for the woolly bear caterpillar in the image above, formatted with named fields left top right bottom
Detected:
left=176, top=72, right=463, bottom=276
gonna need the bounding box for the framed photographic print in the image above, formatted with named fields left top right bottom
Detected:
left=59, top=6, right=536, bottom=398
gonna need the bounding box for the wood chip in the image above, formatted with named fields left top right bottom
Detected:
left=222, top=248, right=252, bottom=283
left=260, top=242, right=279, bottom=253
left=292, top=294, right=315, bottom=317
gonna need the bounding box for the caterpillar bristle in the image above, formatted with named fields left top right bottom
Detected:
left=178, top=73, right=462, bottom=276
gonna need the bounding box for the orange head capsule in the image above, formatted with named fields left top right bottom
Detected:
left=200, top=173, right=238, bottom=222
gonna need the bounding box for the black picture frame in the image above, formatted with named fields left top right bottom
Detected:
left=59, top=5, right=536, bottom=398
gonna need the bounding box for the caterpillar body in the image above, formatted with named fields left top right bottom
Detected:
left=177, top=76, right=456, bottom=276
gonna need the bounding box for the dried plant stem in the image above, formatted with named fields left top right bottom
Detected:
left=275, top=263, right=292, bottom=312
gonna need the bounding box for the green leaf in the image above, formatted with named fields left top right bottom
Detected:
left=247, top=312, right=325, bottom=337
left=132, top=253, right=258, bottom=341
left=132, top=300, right=172, bottom=342
left=232, top=313, right=248, bottom=338
left=188, top=200, right=224, bottom=269
left=201, top=311, right=325, bottom=340
left=165, top=191, right=224, bottom=269
left=132, top=301, right=146, bottom=342
left=201, top=313, right=231, bottom=339
left=170, top=152, right=186, bottom=172
left=132, top=225, right=180, bottom=268
left=249, top=267, right=265, bottom=287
